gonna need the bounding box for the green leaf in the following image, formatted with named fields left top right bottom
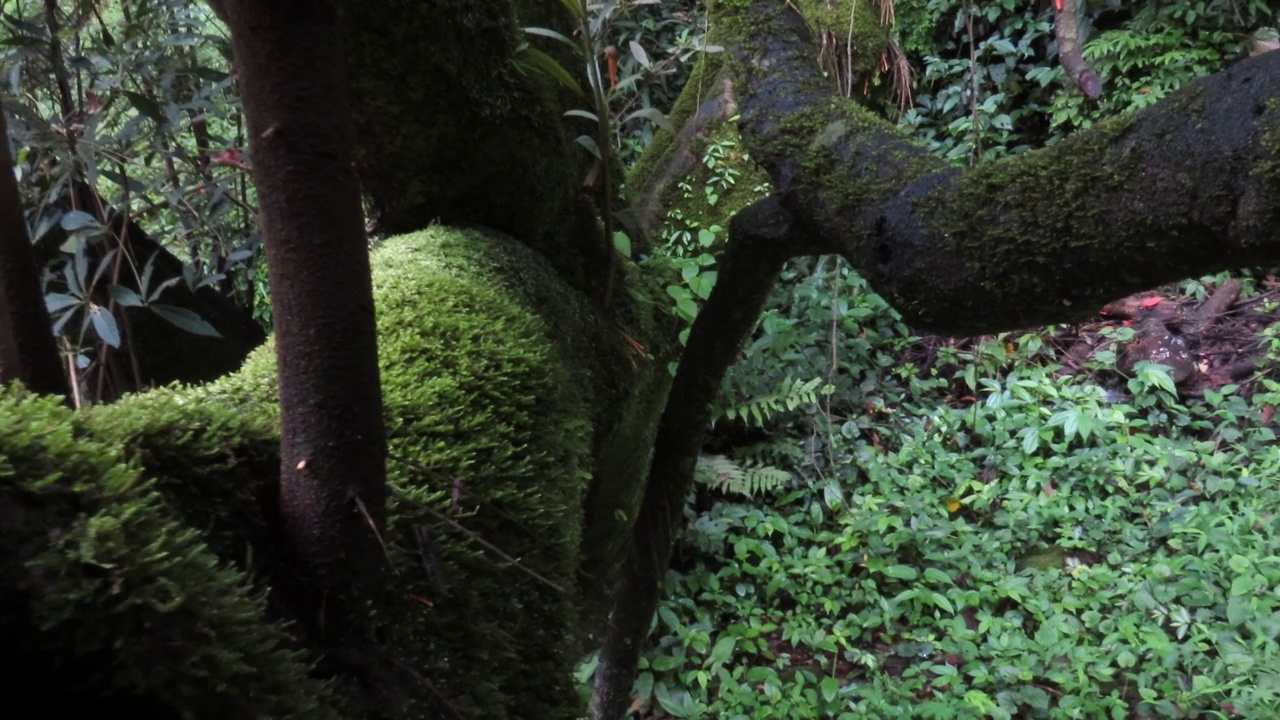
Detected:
left=59, top=210, right=98, bottom=231
left=107, top=285, right=144, bottom=307
left=89, top=305, right=120, bottom=347
left=612, top=231, right=631, bottom=258
left=574, top=134, right=601, bottom=160
left=621, top=106, right=676, bottom=135
left=45, top=292, right=80, bottom=313
left=651, top=654, right=684, bottom=671
left=629, top=39, right=652, bottom=69
left=563, top=108, right=599, bottom=123
left=515, top=45, right=584, bottom=97
left=1230, top=575, right=1256, bottom=596
left=122, top=90, right=166, bottom=124
left=883, top=564, right=919, bottom=580
left=820, top=675, right=840, bottom=702
left=708, top=635, right=736, bottom=667
left=150, top=304, right=221, bottom=338
left=523, top=26, right=578, bottom=50
left=633, top=671, right=654, bottom=701
left=652, top=683, right=697, bottom=719
left=923, top=567, right=953, bottom=585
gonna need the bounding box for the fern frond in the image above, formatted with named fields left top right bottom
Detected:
left=696, top=454, right=792, bottom=497
left=715, top=376, right=823, bottom=428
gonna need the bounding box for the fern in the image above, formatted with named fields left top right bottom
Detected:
left=715, top=376, right=823, bottom=428
left=696, top=454, right=792, bottom=498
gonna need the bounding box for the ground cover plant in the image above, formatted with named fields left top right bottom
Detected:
left=632, top=267, right=1280, bottom=719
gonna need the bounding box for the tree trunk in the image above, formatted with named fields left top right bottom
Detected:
left=338, top=0, right=614, bottom=300
left=591, top=196, right=822, bottom=720
left=0, top=108, right=70, bottom=401
left=219, top=0, right=390, bottom=689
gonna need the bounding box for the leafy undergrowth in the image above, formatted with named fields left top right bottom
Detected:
left=627, top=265, right=1280, bottom=719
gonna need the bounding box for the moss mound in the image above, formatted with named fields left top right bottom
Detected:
left=1, top=227, right=672, bottom=718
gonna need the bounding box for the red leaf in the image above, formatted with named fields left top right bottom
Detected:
left=211, top=149, right=250, bottom=170
left=1140, top=297, right=1163, bottom=308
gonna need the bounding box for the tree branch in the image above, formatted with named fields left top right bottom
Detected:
left=719, top=0, right=1280, bottom=335
left=589, top=195, right=817, bottom=720
left=1054, top=0, right=1101, bottom=100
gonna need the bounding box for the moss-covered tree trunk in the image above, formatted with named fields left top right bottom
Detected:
left=718, top=2, right=1280, bottom=334
left=0, top=108, right=69, bottom=402
left=219, top=0, right=390, bottom=684
left=338, top=0, right=617, bottom=303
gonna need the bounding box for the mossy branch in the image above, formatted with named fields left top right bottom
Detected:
left=714, top=0, right=1280, bottom=336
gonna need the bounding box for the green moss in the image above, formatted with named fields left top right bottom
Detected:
left=4, top=226, right=672, bottom=718
left=627, top=53, right=726, bottom=195
left=903, top=113, right=1149, bottom=327
left=1250, top=98, right=1280, bottom=198
left=338, top=1, right=611, bottom=297
left=794, top=0, right=889, bottom=75
left=0, top=391, right=341, bottom=719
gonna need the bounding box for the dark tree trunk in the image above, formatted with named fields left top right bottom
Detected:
left=591, top=197, right=821, bottom=720
left=219, top=0, right=390, bottom=684
left=0, top=109, right=70, bottom=402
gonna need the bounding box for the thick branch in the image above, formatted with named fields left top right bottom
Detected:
left=717, top=1, right=1280, bottom=335
left=1054, top=0, right=1101, bottom=100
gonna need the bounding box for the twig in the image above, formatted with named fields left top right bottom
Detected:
left=386, top=451, right=567, bottom=595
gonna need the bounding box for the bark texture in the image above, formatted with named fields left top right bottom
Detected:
left=220, top=0, right=389, bottom=686
left=338, top=0, right=613, bottom=300
left=1054, top=0, right=1101, bottom=100
left=0, top=109, right=69, bottom=401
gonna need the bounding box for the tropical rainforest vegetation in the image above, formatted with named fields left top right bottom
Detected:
left=1, top=0, right=1279, bottom=718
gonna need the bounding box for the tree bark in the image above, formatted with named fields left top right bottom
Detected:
left=1054, top=0, right=1101, bottom=100
left=219, top=0, right=390, bottom=686
left=338, top=0, right=614, bottom=299
left=0, top=108, right=70, bottom=401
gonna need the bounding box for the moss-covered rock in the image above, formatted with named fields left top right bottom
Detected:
left=0, top=391, right=341, bottom=720
left=1, top=227, right=673, bottom=718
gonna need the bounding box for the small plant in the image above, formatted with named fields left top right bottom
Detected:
left=696, top=454, right=792, bottom=498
